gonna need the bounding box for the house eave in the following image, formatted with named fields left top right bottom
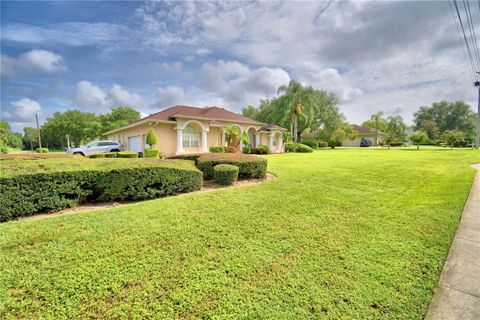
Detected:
left=103, top=119, right=176, bottom=136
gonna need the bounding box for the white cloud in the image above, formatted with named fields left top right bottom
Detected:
left=74, top=81, right=148, bottom=111
left=1, top=98, right=42, bottom=131
left=199, top=60, right=290, bottom=110
left=155, top=85, right=186, bottom=108
left=1, top=50, right=66, bottom=77
left=155, top=61, right=183, bottom=75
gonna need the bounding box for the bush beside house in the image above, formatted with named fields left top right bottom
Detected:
left=214, top=164, right=239, bottom=185
left=197, top=153, right=267, bottom=179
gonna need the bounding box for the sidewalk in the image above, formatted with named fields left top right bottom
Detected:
left=425, top=164, right=480, bottom=319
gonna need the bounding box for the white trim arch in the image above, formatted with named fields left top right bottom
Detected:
left=178, top=119, right=208, bottom=131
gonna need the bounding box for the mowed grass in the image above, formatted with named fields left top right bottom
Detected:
left=0, top=148, right=479, bottom=319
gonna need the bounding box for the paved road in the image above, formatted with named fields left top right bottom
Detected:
left=425, top=164, right=480, bottom=320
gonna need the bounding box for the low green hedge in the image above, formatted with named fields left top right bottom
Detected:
left=168, top=154, right=203, bottom=162
left=88, top=153, right=105, bottom=158
left=209, top=146, right=226, bottom=153
left=36, top=148, right=49, bottom=153
left=117, top=151, right=139, bottom=158
left=214, top=164, right=239, bottom=185
left=104, top=152, right=117, bottom=158
left=242, top=146, right=251, bottom=154
left=144, top=148, right=161, bottom=158
left=285, top=143, right=314, bottom=153
left=318, top=141, right=328, bottom=148
left=197, top=153, right=267, bottom=180
left=301, top=140, right=317, bottom=149
left=251, top=145, right=269, bottom=154
left=0, top=159, right=202, bottom=222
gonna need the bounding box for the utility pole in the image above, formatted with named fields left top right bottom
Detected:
left=476, top=78, right=480, bottom=149
left=66, top=134, right=70, bottom=149
left=35, top=113, right=43, bottom=153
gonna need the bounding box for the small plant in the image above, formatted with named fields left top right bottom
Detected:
left=117, top=151, right=139, bottom=158
left=36, top=148, right=49, bottom=153
left=145, top=129, right=158, bottom=148
left=214, top=164, right=239, bottom=185
left=0, top=145, right=8, bottom=154
left=318, top=141, right=328, bottom=148
left=88, top=153, right=106, bottom=158
left=301, top=140, right=317, bottom=149
left=409, top=131, right=428, bottom=150
left=144, top=148, right=161, bottom=158
left=209, top=146, right=226, bottom=153
left=251, top=145, right=269, bottom=154
left=242, top=146, right=251, bottom=154
left=285, top=143, right=313, bottom=153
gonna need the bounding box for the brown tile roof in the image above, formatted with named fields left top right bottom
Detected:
left=145, top=105, right=262, bottom=124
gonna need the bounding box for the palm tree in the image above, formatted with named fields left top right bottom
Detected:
left=224, top=125, right=241, bottom=147
left=386, top=115, right=407, bottom=142
left=362, top=112, right=387, bottom=146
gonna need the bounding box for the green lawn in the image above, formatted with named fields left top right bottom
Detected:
left=0, top=148, right=478, bottom=319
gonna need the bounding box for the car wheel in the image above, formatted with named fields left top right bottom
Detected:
left=73, top=152, right=84, bottom=156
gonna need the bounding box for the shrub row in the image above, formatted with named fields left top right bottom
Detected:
left=214, top=164, right=239, bottom=185
left=209, top=146, right=226, bottom=153
left=301, top=140, right=317, bottom=149
left=87, top=151, right=139, bottom=159
left=242, top=145, right=269, bottom=154
left=36, top=148, right=49, bottom=153
left=285, top=143, right=314, bottom=153
left=0, top=162, right=203, bottom=222
left=197, top=153, right=267, bottom=179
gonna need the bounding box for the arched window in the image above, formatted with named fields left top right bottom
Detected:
left=183, top=125, right=199, bottom=147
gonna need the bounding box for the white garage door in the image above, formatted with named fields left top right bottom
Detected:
left=128, top=136, right=142, bottom=152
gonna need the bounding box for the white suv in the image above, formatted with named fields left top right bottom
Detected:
left=66, top=141, right=124, bottom=156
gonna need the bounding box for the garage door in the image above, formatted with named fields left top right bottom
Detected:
left=128, top=136, right=142, bottom=152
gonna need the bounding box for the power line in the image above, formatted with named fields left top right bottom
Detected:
left=449, top=0, right=478, bottom=81
left=463, top=0, right=480, bottom=70
left=453, top=0, right=479, bottom=80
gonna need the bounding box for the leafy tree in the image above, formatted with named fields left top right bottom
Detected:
left=0, top=121, right=22, bottom=150
left=417, top=119, right=440, bottom=141
left=317, top=123, right=356, bottom=149
left=224, top=125, right=241, bottom=147
left=386, top=115, right=407, bottom=142
left=362, top=112, right=387, bottom=146
left=413, top=101, right=477, bottom=136
left=22, top=127, right=38, bottom=150
left=42, top=110, right=99, bottom=148
left=409, top=131, right=429, bottom=150
left=146, top=128, right=158, bottom=148
left=441, top=130, right=466, bottom=149
left=100, top=106, right=141, bottom=133
left=242, top=81, right=340, bottom=142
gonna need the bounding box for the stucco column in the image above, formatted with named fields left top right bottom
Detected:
left=201, top=129, right=209, bottom=152
left=255, top=134, right=260, bottom=147
left=268, top=134, right=274, bottom=152
left=176, top=128, right=184, bottom=153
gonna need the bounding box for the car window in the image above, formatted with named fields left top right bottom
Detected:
left=87, top=143, right=97, bottom=147
left=98, top=142, right=117, bottom=146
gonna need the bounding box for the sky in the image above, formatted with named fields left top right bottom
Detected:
left=1, top=0, right=478, bottom=132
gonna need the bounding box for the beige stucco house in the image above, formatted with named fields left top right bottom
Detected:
left=104, top=105, right=286, bottom=157
left=341, top=124, right=386, bottom=147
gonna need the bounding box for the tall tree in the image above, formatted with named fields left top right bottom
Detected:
left=0, top=121, right=22, bottom=150
left=386, top=115, right=407, bottom=142
left=22, top=127, right=38, bottom=150
left=362, top=112, right=387, bottom=146
left=413, top=101, right=477, bottom=137
left=100, top=106, right=141, bottom=133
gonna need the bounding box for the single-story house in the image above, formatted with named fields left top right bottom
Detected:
left=342, top=124, right=386, bottom=147
left=302, top=124, right=386, bottom=147
left=104, top=105, right=287, bottom=157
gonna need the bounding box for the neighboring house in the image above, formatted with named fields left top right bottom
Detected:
left=302, top=124, right=386, bottom=147
left=342, top=124, right=386, bottom=147
left=104, top=105, right=287, bottom=157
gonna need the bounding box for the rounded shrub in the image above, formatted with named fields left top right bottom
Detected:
left=242, top=146, right=251, bottom=154
left=318, top=141, right=328, bottom=148
left=197, top=153, right=267, bottom=180
left=144, top=148, right=161, bottom=158
left=88, top=153, right=106, bottom=159
left=0, top=145, right=8, bottom=154
left=36, top=148, right=49, bottom=153
left=214, top=164, right=239, bottom=185
left=301, top=140, right=317, bottom=149
left=285, top=143, right=313, bottom=153
left=209, top=146, right=226, bottom=153
left=251, top=145, right=269, bottom=154
left=117, top=151, right=139, bottom=158
left=104, top=152, right=117, bottom=158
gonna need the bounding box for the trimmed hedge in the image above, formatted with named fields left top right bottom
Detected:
left=0, top=160, right=203, bottom=222
left=104, top=152, right=117, bottom=158
left=88, top=153, right=105, bottom=158
left=285, top=143, right=314, bottom=153
left=144, top=148, right=161, bottom=158
left=197, top=153, right=267, bottom=180
left=169, top=154, right=203, bottom=162
left=301, top=140, right=317, bottom=149
left=117, top=151, right=139, bottom=158
left=36, top=148, right=49, bottom=153
left=251, top=145, right=269, bottom=154
left=242, top=146, right=251, bottom=154
left=209, top=146, right=226, bottom=153
left=214, top=164, right=239, bottom=185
